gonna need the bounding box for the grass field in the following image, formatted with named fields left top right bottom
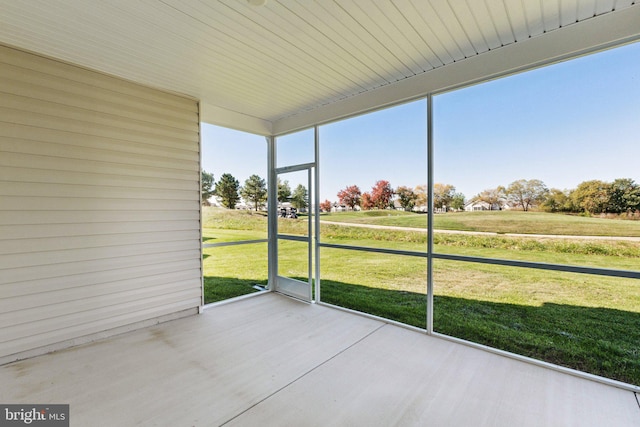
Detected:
left=202, top=207, right=640, bottom=385
left=322, top=209, right=640, bottom=236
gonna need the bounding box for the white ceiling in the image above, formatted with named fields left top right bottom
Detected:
left=0, top=0, right=639, bottom=135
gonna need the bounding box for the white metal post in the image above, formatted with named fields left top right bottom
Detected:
left=308, top=168, right=313, bottom=293
left=427, top=95, right=434, bottom=334
left=267, top=135, right=278, bottom=291
left=314, top=125, right=321, bottom=303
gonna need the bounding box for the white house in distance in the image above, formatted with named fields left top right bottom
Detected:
left=1, top=1, right=639, bottom=425
left=464, top=200, right=509, bottom=212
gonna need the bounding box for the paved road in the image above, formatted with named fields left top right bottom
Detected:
left=319, top=220, right=640, bottom=242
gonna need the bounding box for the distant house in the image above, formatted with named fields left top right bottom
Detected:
left=393, top=200, right=405, bottom=211
left=332, top=202, right=360, bottom=212
left=464, top=200, right=506, bottom=212
left=331, top=202, right=346, bottom=212
left=207, top=197, right=223, bottom=208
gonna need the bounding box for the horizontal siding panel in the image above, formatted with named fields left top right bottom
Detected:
left=0, top=135, right=198, bottom=171
left=0, top=107, right=197, bottom=151
left=0, top=240, right=201, bottom=270
left=0, top=122, right=199, bottom=161
left=0, top=166, right=199, bottom=191
left=0, top=289, right=201, bottom=343
left=0, top=152, right=198, bottom=181
left=0, top=181, right=198, bottom=201
left=1, top=298, right=201, bottom=357
left=0, top=45, right=202, bottom=359
left=0, top=221, right=199, bottom=240
left=0, top=230, right=201, bottom=255
left=0, top=112, right=198, bottom=160
left=0, top=92, right=198, bottom=142
left=0, top=270, right=202, bottom=314
left=0, top=210, right=200, bottom=225
left=0, top=280, right=202, bottom=329
left=0, top=45, right=198, bottom=113
left=0, top=250, right=201, bottom=286
left=0, top=66, right=198, bottom=131
left=1, top=259, right=201, bottom=298
left=1, top=196, right=199, bottom=212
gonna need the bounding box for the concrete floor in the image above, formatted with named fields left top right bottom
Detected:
left=1, top=293, right=639, bottom=426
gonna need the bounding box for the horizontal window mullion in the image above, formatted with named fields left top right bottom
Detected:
left=203, top=239, right=268, bottom=248
left=317, top=242, right=640, bottom=279
left=433, top=253, right=640, bottom=279
left=277, top=234, right=309, bottom=242
left=319, top=242, right=427, bottom=258
left=275, top=162, right=315, bottom=174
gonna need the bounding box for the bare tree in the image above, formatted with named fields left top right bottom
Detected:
left=414, top=185, right=428, bottom=208
left=396, top=186, right=418, bottom=211
left=433, top=183, right=456, bottom=211
left=474, top=186, right=506, bottom=210
left=506, top=179, right=548, bottom=211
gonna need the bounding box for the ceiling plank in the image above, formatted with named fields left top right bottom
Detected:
left=463, top=1, right=503, bottom=51
left=503, top=0, right=531, bottom=41
left=541, top=0, right=561, bottom=32
left=483, top=0, right=517, bottom=47
left=577, top=0, right=598, bottom=20
left=336, top=0, right=423, bottom=76
left=428, top=0, right=479, bottom=57
left=522, top=0, right=545, bottom=37
left=409, top=0, right=466, bottom=61
left=0, top=0, right=637, bottom=131
left=273, top=5, right=640, bottom=134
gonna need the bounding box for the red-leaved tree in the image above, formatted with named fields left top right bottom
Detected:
left=320, top=199, right=332, bottom=212
left=337, top=185, right=362, bottom=210
left=360, top=192, right=373, bottom=210
left=371, top=180, right=394, bottom=209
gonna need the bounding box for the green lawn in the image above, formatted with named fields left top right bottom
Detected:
left=322, top=209, right=640, bottom=236
left=202, top=242, right=267, bottom=302
left=202, top=207, right=640, bottom=385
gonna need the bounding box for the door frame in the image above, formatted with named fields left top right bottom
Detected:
left=267, top=129, right=320, bottom=302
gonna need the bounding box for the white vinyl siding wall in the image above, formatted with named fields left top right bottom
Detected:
left=0, top=45, right=202, bottom=361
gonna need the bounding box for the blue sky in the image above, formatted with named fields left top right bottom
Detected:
left=202, top=41, right=640, bottom=202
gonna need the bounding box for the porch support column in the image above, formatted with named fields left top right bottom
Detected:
left=426, top=94, right=434, bottom=334
left=314, top=125, right=321, bottom=302
left=267, top=135, right=278, bottom=291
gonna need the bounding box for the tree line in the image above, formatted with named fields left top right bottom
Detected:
left=331, top=178, right=639, bottom=216
left=204, top=170, right=640, bottom=217
left=470, top=178, right=640, bottom=215
left=202, top=171, right=308, bottom=211
left=332, top=181, right=465, bottom=212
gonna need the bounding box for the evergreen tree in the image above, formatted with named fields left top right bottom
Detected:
left=241, top=174, right=267, bottom=211
left=201, top=170, right=215, bottom=205
left=277, top=178, right=292, bottom=203
left=291, top=184, right=308, bottom=210
left=215, top=173, right=240, bottom=209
